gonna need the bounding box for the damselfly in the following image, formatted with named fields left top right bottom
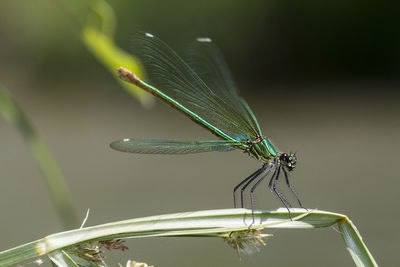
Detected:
left=111, top=32, right=306, bottom=221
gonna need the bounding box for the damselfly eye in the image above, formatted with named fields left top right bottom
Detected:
left=279, top=153, right=290, bottom=164
left=280, top=153, right=296, bottom=171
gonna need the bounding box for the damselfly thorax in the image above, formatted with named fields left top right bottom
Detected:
left=245, top=135, right=277, bottom=161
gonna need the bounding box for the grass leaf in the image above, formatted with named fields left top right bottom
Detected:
left=338, top=217, right=378, bottom=267
left=0, top=208, right=377, bottom=266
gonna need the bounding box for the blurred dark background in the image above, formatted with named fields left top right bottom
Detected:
left=0, top=0, right=399, bottom=266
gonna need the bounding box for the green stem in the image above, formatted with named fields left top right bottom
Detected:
left=0, top=86, right=78, bottom=229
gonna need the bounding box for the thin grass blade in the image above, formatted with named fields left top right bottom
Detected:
left=0, top=85, right=77, bottom=229
left=337, top=217, right=378, bottom=267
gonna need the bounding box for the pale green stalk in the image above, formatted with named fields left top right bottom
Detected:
left=0, top=85, right=77, bottom=229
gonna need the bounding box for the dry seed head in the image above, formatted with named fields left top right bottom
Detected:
left=222, top=229, right=272, bottom=258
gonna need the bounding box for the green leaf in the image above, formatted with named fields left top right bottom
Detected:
left=338, top=217, right=378, bottom=267
left=81, top=0, right=153, bottom=107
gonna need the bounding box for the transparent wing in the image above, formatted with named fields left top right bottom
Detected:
left=110, top=138, right=240, bottom=154
left=132, top=32, right=262, bottom=141
left=185, top=37, right=262, bottom=135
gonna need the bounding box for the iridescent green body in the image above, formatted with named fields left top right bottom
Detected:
left=249, top=139, right=278, bottom=160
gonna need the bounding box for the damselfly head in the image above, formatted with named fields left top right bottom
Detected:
left=279, top=153, right=297, bottom=171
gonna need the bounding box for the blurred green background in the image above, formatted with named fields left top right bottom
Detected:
left=1, top=0, right=399, bottom=266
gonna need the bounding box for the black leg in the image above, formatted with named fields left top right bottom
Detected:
left=272, top=167, right=292, bottom=208
left=268, top=166, right=291, bottom=208
left=268, top=166, right=293, bottom=219
left=233, top=163, right=268, bottom=208
left=248, top=166, right=274, bottom=228
left=282, top=167, right=307, bottom=210
left=240, top=167, right=266, bottom=208
left=233, top=166, right=264, bottom=208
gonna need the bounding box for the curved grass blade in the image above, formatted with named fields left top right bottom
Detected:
left=0, top=208, right=377, bottom=267
left=131, top=32, right=261, bottom=141
left=0, top=85, right=77, bottom=229
left=110, top=139, right=240, bottom=154
left=50, top=0, right=153, bottom=106
left=338, top=217, right=378, bottom=267
left=82, top=26, right=152, bottom=106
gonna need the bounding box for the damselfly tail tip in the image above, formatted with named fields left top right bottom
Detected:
left=117, top=67, right=141, bottom=85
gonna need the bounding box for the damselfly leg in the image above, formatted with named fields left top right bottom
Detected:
left=233, top=163, right=268, bottom=208
left=248, top=165, right=275, bottom=227
left=282, top=167, right=307, bottom=210
left=268, top=166, right=293, bottom=219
